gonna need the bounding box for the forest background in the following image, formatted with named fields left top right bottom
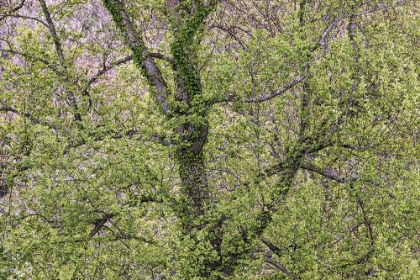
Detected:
left=0, top=0, right=419, bottom=279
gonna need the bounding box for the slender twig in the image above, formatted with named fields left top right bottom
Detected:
left=0, top=48, right=64, bottom=76
left=0, top=0, right=26, bottom=20
left=0, top=104, right=57, bottom=129
left=300, top=163, right=360, bottom=183
left=216, top=75, right=304, bottom=104
left=0, top=13, right=49, bottom=28
left=82, top=55, right=133, bottom=93
left=209, top=25, right=247, bottom=50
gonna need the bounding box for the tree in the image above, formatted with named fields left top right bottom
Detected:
left=1, top=0, right=419, bottom=278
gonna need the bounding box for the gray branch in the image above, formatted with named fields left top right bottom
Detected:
left=38, top=0, right=64, bottom=62
left=0, top=13, right=49, bottom=28
left=82, top=55, right=133, bottom=93
left=218, top=75, right=304, bottom=104
left=103, top=0, right=171, bottom=115
left=0, top=48, right=63, bottom=76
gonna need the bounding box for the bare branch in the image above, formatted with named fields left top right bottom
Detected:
left=0, top=13, right=49, bottom=28
left=82, top=55, right=133, bottom=93
left=217, top=75, right=304, bottom=104
left=63, top=128, right=172, bottom=155
left=0, top=0, right=26, bottom=18
left=243, top=75, right=305, bottom=103
left=0, top=48, right=64, bottom=76
left=348, top=14, right=358, bottom=50
left=318, top=17, right=341, bottom=50
left=339, top=143, right=377, bottom=151
left=209, top=24, right=247, bottom=49
left=301, top=163, right=345, bottom=182
left=300, top=163, right=360, bottom=184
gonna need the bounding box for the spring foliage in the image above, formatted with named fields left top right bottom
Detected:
left=1, top=0, right=419, bottom=279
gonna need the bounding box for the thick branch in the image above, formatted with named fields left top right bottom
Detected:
left=149, top=52, right=174, bottom=64
left=264, top=257, right=291, bottom=275
left=317, top=17, right=341, bottom=50
left=348, top=14, right=358, bottom=50
left=38, top=0, right=64, bottom=62
left=170, top=3, right=217, bottom=107
left=300, top=163, right=360, bottom=184
left=103, top=0, right=171, bottom=115
left=301, top=163, right=346, bottom=183
left=63, top=128, right=172, bottom=155
left=339, top=143, right=377, bottom=151
left=262, top=238, right=288, bottom=257
left=82, top=53, right=173, bottom=95
left=89, top=213, right=114, bottom=238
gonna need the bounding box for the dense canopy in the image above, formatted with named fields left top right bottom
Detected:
left=1, top=0, right=419, bottom=279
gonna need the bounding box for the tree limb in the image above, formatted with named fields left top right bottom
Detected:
left=209, top=24, right=247, bottom=50
left=38, top=0, right=82, bottom=121
left=0, top=0, right=26, bottom=19
left=149, top=52, right=174, bottom=64
left=0, top=104, right=57, bottom=129
left=300, top=163, right=360, bottom=184
left=103, top=0, right=171, bottom=115
left=264, top=256, right=291, bottom=275
left=242, top=75, right=305, bottom=103
left=317, top=17, right=341, bottom=50
left=217, top=75, right=305, bottom=104
left=90, top=213, right=114, bottom=238
left=0, top=13, right=49, bottom=28
left=82, top=55, right=133, bottom=93
left=262, top=238, right=288, bottom=257
left=0, top=47, right=64, bottom=76
left=38, top=0, right=64, bottom=62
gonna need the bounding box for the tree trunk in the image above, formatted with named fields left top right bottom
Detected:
left=176, top=123, right=210, bottom=227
